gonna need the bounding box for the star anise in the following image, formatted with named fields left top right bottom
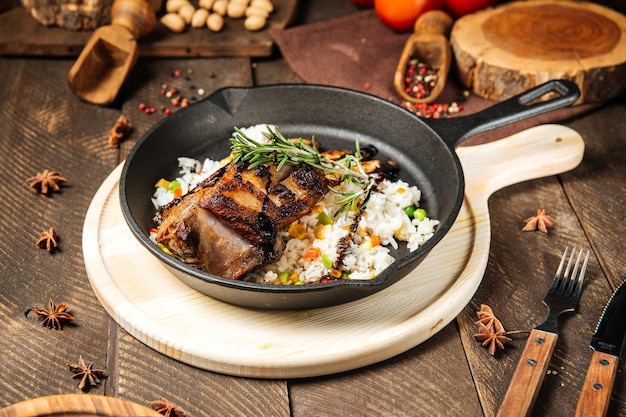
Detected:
left=35, top=227, right=59, bottom=253
left=522, top=208, right=554, bottom=233
left=472, top=304, right=528, bottom=356
left=474, top=322, right=513, bottom=356
left=32, top=298, right=74, bottom=330
left=26, top=169, right=67, bottom=194
left=475, top=304, right=504, bottom=333
left=150, top=397, right=186, bottom=417
left=67, top=355, right=108, bottom=392
left=108, top=114, right=130, bottom=148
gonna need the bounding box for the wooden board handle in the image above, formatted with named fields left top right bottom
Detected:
left=575, top=350, right=619, bottom=417
left=496, top=329, right=558, bottom=417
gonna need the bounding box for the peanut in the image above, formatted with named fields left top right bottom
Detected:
left=191, top=8, right=209, bottom=28
left=227, top=2, right=246, bottom=18
left=160, top=12, right=186, bottom=32
left=245, top=6, right=269, bottom=18
left=165, top=0, right=189, bottom=12
left=206, top=12, right=224, bottom=31
left=198, top=0, right=214, bottom=10
left=244, top=14, right=265, bottom=31
left=249, top=0, right=273, bottom=13
left=212, top=0, right=228, bottom=15
left=178, top=3, right=196, bottom=24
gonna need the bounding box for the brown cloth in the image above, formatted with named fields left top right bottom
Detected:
left=269, top=10, right=602, bottom=145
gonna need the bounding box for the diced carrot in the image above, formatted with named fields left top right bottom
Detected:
left=173, top=187, right=183, bottom=198
left=371, top=234, right=381, bottom=247
left=302, top=247, right=321, bottom=260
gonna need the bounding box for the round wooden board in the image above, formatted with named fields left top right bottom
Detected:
left=82, top=125, right=584, bottom=379
left=450, top=1, right=626, bottom=103
left=0, top=394, right=162, bottom=417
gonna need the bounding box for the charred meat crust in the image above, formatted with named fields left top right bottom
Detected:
left=153, top=160, right=329, bottom=279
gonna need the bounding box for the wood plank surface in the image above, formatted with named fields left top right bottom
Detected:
left=1, top=1, right=626, bottom=417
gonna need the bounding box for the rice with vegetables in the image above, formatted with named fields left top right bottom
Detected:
left=151, top=125, right=439, bottom=285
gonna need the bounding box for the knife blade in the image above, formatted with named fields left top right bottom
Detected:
left=575, top=280, right=626, bottom=417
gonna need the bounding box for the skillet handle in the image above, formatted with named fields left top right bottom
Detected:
left=422, top=79, right=580, bottom=149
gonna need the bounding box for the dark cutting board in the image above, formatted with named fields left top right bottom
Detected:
left=0, top=0, right=298, bottom=57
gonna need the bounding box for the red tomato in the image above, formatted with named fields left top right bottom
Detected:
left=443, top=0, right=496, bottom=18
left=374, top=0, right=443, bottom=33
left=352, top=0, right=374, bottom=7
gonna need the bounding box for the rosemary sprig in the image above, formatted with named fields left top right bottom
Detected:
left=230, top=126, right=375, bottom=216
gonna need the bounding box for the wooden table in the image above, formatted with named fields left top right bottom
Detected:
left=1, top=1, right=625, bottom=416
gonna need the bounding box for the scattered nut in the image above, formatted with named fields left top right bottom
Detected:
left=212, top=0, right=228, bottom=15
left=227, top=2, right=246, bottom=18
left=165, top=0, right=189, bottom=12
left=161, top=12, right=186, bottom=32
left=178, top=3, right=196, bottom=24
left=163, top=0, right=273, bottom=33
left=245, top=6, right=269, bottom=18
left=250, top=0, right=273, bottom=12
left=244, top=14, right=265, bottom=31
left=198, top=0, right=214, bottom=9
left=206, top=12, right=224, bottom=31
left=191, top=8, right=209, bottom=28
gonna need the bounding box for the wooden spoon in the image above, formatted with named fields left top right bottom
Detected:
left=67, top=0, right=156, bottom=105
left=394, top=10, right=453, bottom=104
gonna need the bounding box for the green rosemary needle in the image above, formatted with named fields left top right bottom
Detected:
left=230, top=126, right=376, bottom=216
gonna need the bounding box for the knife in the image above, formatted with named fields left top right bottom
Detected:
left=575, top=281, right=626, bottom=417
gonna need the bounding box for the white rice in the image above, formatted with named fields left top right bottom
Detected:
left=151, top=124, right=439, bottom=285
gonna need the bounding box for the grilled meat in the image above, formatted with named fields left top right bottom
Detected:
left=154, top=160, right=329, bottom=279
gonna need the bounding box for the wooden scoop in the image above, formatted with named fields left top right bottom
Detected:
left=394, top=10, right=453, bottom=104
left=67, top=0, right=156, bottom=105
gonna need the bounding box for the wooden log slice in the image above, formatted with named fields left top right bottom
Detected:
left=450, top=1, right=626, bottom=103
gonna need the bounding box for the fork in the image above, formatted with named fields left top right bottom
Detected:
left=496, top=246, right=590, bottom=417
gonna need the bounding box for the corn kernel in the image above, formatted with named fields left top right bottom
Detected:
left=315, top=224, right=331, bottom=239
left=288, top=222, right=308, bottom=239
left=154, top=178, right=170, bottom=188
left=329, top=269, right=342, bottom=279
left=288, top=271, right=300, bottom=283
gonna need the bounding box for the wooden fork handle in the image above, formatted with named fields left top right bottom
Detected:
left=574, top=351, right=619, bottom=417
left=496, top=329, right=558, bottom=417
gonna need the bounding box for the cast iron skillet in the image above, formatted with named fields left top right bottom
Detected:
left=120, top=80, right=580, bottom=310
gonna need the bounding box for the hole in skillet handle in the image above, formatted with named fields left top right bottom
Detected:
left=422, top=79, right=581, bottom=149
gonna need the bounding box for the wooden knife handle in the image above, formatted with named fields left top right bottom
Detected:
left=575, top=351, right=619, bottom=417
left=496, top=329, right=558, bottom=417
